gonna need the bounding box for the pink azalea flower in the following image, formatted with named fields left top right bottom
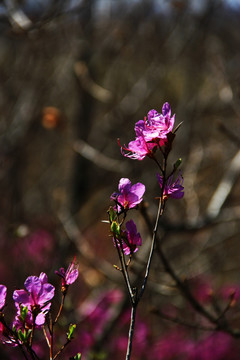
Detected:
left=0, top=285, right=7, bottom=310
left=114, top=220, right=142, bottom=255
left=55, top=258, right=79, bottom=287
left=119, top=102, right=175, bottom=160
left=157, top=171, right=184, bottom=200
left=13, top=273, right=55, bottom=326
left=135, top=103, right=175, bottom=146
left=111, top=178, right=145, bottom=212
left=121, top=220, right=142, bottom=255
left=119, top=134, right=157, bottom=160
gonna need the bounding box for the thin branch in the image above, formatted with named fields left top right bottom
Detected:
left=53, top=339, right=71, bottom=360
left=126, top=305, right=137, bottom=360
left=113, top=236, right=134, bottom=305
left=152, top=308, right=216, bottom=332
left=54, top=294, right=65, bottom=324
left=137, top=198, right=162, bottom=303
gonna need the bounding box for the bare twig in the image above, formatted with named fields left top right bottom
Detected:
left=206, top=150, right=240, bottom=219
left=74, top=139, right=129, bottom=173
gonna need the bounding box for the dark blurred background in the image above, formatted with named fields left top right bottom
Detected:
left=0, top=0, right=240, bottom=359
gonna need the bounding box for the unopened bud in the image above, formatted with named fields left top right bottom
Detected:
left=174, top=158, right=182, bottom=170
left=108, top=206, right=117, bottom=222
left=111, top=221, right=121, bottom=236
left=67, top=324, right=76, bottom=340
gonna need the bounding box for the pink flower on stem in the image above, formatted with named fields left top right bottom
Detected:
left=114, top=220, right=142, bottom=255
left=157, top=171, right=184, bottom=200
left=119, top=102, right=175, bottom=160
left=0, top=285, right=7, bottom=311
left=111, top=178, right=145, bottom=212
left=121, top=220, right=142, bottom=255
left=135, top=103, right=175, bottom=146
left=119, top=135, right=157, bottom=161
left=55, top=257, right=79, bottom=291
left=13, top=273, right=55, bottom=327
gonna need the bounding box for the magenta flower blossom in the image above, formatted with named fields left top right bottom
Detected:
left=114, top=220, right=142, bottom=255
left=121, top=220, right=142, bottom=255
left=119, top=102, right=175, bottom=160
left=13, top=273, right=55, bottom=326
left=135, top=103, right=175, bottom=146
left=111, top=178, right=145, bottom=212
left=157, top=171, right=184, bottom=200
left=55, top=258, right=79, bottom=288
left=119, top=135, right=157, bottom=160
left=0, top=285, right=7, bottom=311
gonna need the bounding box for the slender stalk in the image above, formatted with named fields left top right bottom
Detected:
left=113, top=235, right=134, bottom=304
left=126, top=305, right=137, bottom=360
left=43, top=325, right=50, bottom=348
left=125, top=197, right=164, bottom=360
left=53, top=339, right=71, bottom=360
left=138, top=198, right=162, bottom=303
left=54, top=294, right=65, bottom=324
left=47, top=313, right=53, bottom=360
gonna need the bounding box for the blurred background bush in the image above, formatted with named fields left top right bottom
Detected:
left=0, top=0, right=240, bottom=359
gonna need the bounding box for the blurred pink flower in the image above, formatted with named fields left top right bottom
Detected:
left=13, top=229, right=55, bottom=267
left=189, top=333, right=239, bottom=360
left=219, top=284, right=240, bottom=304
left=0, top=285, right=6, bottom=310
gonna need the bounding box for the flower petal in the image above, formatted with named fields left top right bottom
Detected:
left=0, top=285, right=7, bottom=310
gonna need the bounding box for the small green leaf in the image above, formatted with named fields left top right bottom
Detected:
left=110, top=221, right=121, bottom=236
left=108, top=207, right=117, bottom=222
left=19, top=305, right=28, bottom=322
left=69, top=353, right=81, bottom=360
left=18, top=329, right=26, bottom=343
left=67, top=324, right=76, bottom=340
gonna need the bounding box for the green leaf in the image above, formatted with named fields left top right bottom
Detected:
left=108, top=206, right=117, bottom=222
left=19, top=305, right=28, bottom=322
left=18, top=329, right=26, bottom=343
left=67, top=324, right=76, bottom=340
left=110, top=221, right=121, bottom=236
left=69, top=353, right=81, bottom=360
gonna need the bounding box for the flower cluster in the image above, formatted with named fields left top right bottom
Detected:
left=13, top=273, right=55, bottom=328
left=110, top=178, right=144, bottom=255
left=0, top=260, right=79, bottom=356
left=119, top=102, right=175, bottom=160
left=110, top=103, right=184, bottom=261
